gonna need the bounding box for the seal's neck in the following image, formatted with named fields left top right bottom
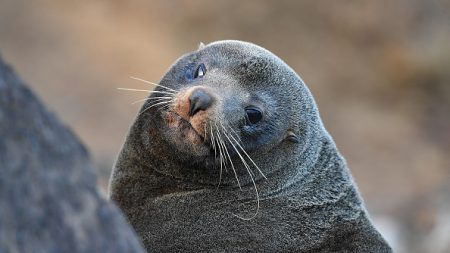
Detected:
left=261, top=134, right=357, bottom=207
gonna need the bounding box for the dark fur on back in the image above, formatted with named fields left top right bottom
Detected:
left=109, top=40, right=391, bottom=252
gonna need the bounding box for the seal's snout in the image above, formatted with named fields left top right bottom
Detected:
left=188, top=88, right=213, bottom=116
left=169, top=86, right=216, bottom=143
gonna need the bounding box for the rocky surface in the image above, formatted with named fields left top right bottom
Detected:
left=0, top=56, right=145, bottom=253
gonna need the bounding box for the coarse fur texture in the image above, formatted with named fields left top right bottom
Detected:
left=109, top=40, right=392, bottom=252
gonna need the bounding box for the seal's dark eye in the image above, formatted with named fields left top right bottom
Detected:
left=194, top=63, right=206, bottom=78
left=245, top=107, right=263, bottom=124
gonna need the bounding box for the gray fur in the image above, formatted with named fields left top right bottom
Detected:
left=109, top=40, right=392, bottom=252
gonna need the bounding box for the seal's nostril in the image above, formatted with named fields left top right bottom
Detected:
left=188, top=88, right=213, bottom=116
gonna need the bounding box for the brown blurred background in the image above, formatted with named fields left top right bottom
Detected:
left=1, top=0, right=449, bottom=252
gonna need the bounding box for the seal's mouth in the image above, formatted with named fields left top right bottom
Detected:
left=165, top=111, right=205, bottom=144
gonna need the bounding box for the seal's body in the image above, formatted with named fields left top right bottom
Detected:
left=109, top=41, right=391, bottom=252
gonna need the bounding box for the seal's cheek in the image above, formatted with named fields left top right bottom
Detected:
left=165, top=111, right=177, bottom=125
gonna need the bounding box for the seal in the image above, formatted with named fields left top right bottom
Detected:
left=109, top=40, right=392, bottom=252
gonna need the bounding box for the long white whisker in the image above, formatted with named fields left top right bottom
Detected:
left=214, top=124, right=227, bottom=170
left=138, top=100, right=172, bottom=117
left=223, top=124, right=267, bottom=180
left=221, top=124, right=254, bottom=178
left=117, top=87, right=175, bottom=96
left=131, top=96, right=172, bottom=105
left=217, top=132, right=229, bottom=172
left=215, top=122, right=241, bottom=190
left=225, top=122, right=243, bottom=145
left=130, top=76, right=177, bottom=92
left=214, top=126, right=225, bottom=183
left=221, top=126, right=261, bottom=220
left=209, top=122, right=217, bottom=155
left=157, top=104, right=171, bottom=112
left=209, top=122, right=223, bottom=189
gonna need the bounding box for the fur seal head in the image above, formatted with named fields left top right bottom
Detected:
left=130, top=40, right=319, bottom=187
left=110, top=40, right=391, bottom=252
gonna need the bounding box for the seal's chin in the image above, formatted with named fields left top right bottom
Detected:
left=164, top=111, right=206, bottom=146
left=163, top=111, right=217, bottom=165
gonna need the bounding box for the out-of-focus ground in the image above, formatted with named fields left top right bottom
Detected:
left=0, top=1, right=449, bottom=252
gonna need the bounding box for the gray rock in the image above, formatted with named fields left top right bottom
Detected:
left=0, top=56, right=146, bottom=253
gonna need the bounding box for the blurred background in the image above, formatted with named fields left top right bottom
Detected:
left=1, top=0, right=449, bottom=252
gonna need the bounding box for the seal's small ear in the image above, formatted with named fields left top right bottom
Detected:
left=198, top=42, right=206, bottom=50
left=285, top=130, right=300, bottom=143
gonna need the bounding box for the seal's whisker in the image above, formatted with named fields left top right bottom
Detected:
left=221, top=127, right=260, bottom=221
left=157, top=104, right=171, bottom=112
left=131, top=96, right=173, bottom=105
left=214, top=122, right=228, bottom=179
left=215, top=125, right=229, bottom=173
left=221, top=124, right=254, bottom=179
left=222, top=124, right=251, bottom=173
left=209, top=122, right=217, bottom=155
left=215, top=122, right=241, bottom=190
left=214, top=122, right=228, bottom=169
left=209, top=122, right=223, bottom=189
left=148, top=100, right=172, bottom=109
left=117, top=87, right=176, bottom=96
left=221, top=126, right=253, bottom=180
left=138, top=100, right=172, bottom=117
left=145, top=99, right=172, bottom=108
left=224, top=122, right=243, bottom=145
left=130, top=76, right=177, bottom=92
left=209, top=122, right=220, bottom=168
left=223, top=124, right=267, bottom=180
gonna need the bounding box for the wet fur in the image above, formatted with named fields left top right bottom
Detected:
left=109, top=40, right=392, bottom=252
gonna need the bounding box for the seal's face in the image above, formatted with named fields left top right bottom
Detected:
left=141, top=41, right=310, bottom=178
